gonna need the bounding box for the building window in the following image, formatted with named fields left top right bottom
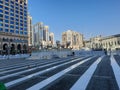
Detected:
left=0, top=1, right=3, bottom=4
left=10, top=25, right=14, bottom=29
left=20, top=9, right=23, bottom=12
left=10, top=13, right=14, bottom=16
left=16, top=27, right=19, bottom=29
left=5, top=15, right=9, bottom=19
left=5, top=3, right=9, bottom=6
left=16, top=22, right=19, bottom=25
left=5, top=24, right=9, bottom=27
left=0, top=5, right=3, bottom=9
left=5, top=7, right=9, bottom=11
left=15, top=3, right=19, bottom=6
left=0, top=9, right=3, bottom=13
left=0, top=23, right=3, bottom=26
left=20, top=5, right=23, bottom=8
left=16, top=15, right=19, bottom=18
left=24, top=28, right=27, bottom=31
left=5, top=0, right=9, bottom=2
left=16, top=10, right=19, bottom=14
left=20, top=23, right=23, bottom=26
left=20, top=31, right=23, bottom=35
left=15, top=7, right=19, bottom=10
left=20, top=12, right=23, bottom=15
left=118, top=41, right=120, bottom=45
left=10, top=9, right=14, bottom=13
left=20, top=16, right=23, bottom=19
left=10, top=21, right=14, bottom=24
left=0, top=28, right=3, bottom=31
left=16, top=18, right=19, bottom=21
left=20, top=28, right=23, bottom=30
left=0, top=19, right=3, bottom=23
left=20, top=20, right=23, bottom=23
left=10, top=17, right=14, bottom=20
left=5, top=11, right=9, bottom=15
left=16, top=30, right=19, bottom=34
left=24, top=13, right=27, bottom=16
left=10, top=30, right=14, bottom=33
left=24, top=32, right=27, bottom=35
left=10, top=5, right=14, bottom=8
left=11, top=1, right=14, bottom=4
left=5, top=20, right=9, bottom=23
left=5, top=29, right=9, bottom=32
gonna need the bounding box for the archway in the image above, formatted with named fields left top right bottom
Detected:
left=3, top=43, right=8, bottom=55
left=17, top=44, right=21, bottom=54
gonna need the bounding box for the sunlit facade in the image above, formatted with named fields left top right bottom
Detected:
left=84, top=34, right=120, bottom=51
left=0, top=0, right=28, bottom=54
left=28, top=14, right=33, bottom=46
left=62, top=30, right=83, bottom=50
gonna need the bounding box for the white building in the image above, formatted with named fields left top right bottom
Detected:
left=62, top=30, right=83, bottom=50
left=84, top=34, right=120, bottom=51
left=28, top=14, right=33, bottom=46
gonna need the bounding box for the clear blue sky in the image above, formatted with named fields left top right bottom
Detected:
left=28, top=0, right=120, bottom=41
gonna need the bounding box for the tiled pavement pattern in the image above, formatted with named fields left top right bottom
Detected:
left=0, top=55, right=120, bottom=90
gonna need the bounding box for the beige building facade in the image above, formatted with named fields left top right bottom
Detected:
left=0, top=0, right=28, bottom=54
left=62, top=30, right=83, bottom=50
left=84, top=34, right=120, bottom=51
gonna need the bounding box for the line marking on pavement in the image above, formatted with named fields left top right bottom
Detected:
left=110, top=55, right=120, bottom=89
left=5, top=57, right=87, bottom=88
left=0, top=57, right=83, bottom=80
left=26, top=57, right=93, bottom=90
left=70, top=55, right=104, bottom=90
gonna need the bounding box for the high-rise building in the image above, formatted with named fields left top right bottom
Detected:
left=33, top=22, right=55, bottom=49
left=62, top=30, right=83, bottom=50
left=33, top=22, right=44, bottom=47
left=0, top=0, right=28, bottom=54
left=43, top=26, right=49, bottom=42
left=49, top=32, right=54, bottom=46
left=28, top=14, right=32, bottom=46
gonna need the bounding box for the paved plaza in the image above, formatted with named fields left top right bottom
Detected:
left=0, top=53, right=120, bottom=90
